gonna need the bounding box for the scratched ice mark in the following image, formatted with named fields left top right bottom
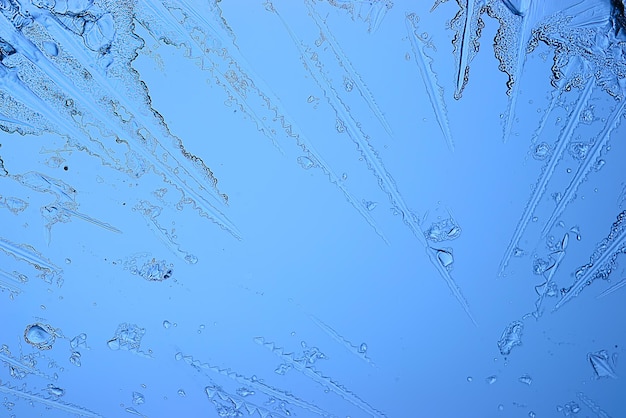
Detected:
left=268, top=0, right=476, bottom=325
left=0, top=0, right=239, bottom=239
left=596, top=277, right=626, bottom=300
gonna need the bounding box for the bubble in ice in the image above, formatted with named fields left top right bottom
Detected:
left=24, top=323, right=57, bottom=350
left=435, top=248, right=454, bottom=271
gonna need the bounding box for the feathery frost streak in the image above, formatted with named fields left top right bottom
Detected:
left=499, top=76, right=594, bottom=277
left=2, top=0, right=626, bottom=416
left=255, top=336, right=387, bottom=418
left=0, top=0, right=239, bottom=239
left=267, top=1, right=476, bottom=325
left=554, top=211, right=626, bottom=312
left=0, top=380, right=103, bottom=418
left=305, top=0, right=393, bottom=137
left=406, top=13, right=454, bottom=151
left=176, top=350, right=333, bottom=417
left=541, top=99, right=626, bottom=238
left=436, top=0, right=487, bottom=100
left=137, top=0, right=388, bottom=242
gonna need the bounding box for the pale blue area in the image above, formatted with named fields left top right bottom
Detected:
left=0, top=1, right=624, bottom=417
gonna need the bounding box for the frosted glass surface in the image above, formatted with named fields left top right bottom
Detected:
left=0, top=1, right=624, bottom=417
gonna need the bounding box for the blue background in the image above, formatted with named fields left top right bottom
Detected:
left=0, top=1, right=624, bottom=417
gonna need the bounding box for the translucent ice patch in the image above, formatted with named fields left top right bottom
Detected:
left=497, top=320, right=524, bottom=355
left=588, top=349, right=618, bottom=379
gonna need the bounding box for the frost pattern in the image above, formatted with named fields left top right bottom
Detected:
left=1, top=0, right=625, bottom=416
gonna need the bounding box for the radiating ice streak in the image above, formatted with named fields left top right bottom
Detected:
left=140, top=0, right=387, bottom=242
left=0, top=380, right=103, bottom=418
left=0, top=9, right=240, bottom=239
left=0, top=269, right=22, bottom=297
left=324, top=0, right=393, bottom=33
left=498, top=75, right=594, bottom=277
left=134, top=200, right=197, bottom=264
left=0, top=63, right=118, bottom=165
left=0, top=348, right=54, bottom=379
left=554, top=214, right=626, bottom=311
left=596, top=277, right=626, bottom=299
left=577, top=392, right=613, bottom=418
left=255, top=337, right=386, bottom=418
left=541, top=99, right=626, bottom=238
left=176, top=351, right=332, bottom=417
left=268, top=1, right=476, bottom=324
left=406, top=13, right=454, bottom=151
left=0, top=237, right=60, bottom=272
left=305, top=0, right=393, bottom=137
left=137, top=0, right=284, bottom=153
left=449, top=0, right=487, bottom=100
left=497, top=1, right=616, bottom=142
left=308, top=315, right=375, bottom=367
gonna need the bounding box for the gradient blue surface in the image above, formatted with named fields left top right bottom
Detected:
left=0, top=1, right=624, bottom=417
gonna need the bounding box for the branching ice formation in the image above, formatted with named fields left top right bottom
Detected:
left=136, top=0, right=388, bottom=242
left=0, top=380, right=103, bottom=418
left=406, top=13, right=454, bottom=151
left=0, top=0, right=240, bottom=238
left=498, top=75, right=594, bottom=277
left=554, top=210, right=626, bottom=312
left=268, top=0, right=477, bottom=325
left=255, top=336, right=387, bottom=417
